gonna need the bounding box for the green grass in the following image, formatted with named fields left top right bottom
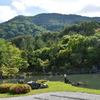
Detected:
left=0, top=81, right=100, bottom=98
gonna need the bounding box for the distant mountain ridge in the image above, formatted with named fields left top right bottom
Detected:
left=12, top=13, right=100, bottom=24
left=9, top=13, right=100, bottom=30
left=0, top=13, right=100, bottom=39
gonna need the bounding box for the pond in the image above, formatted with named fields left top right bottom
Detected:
left=0, top=74, right=100, bottom=90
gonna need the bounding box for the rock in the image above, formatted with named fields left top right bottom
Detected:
left=64, top=77, right=72, bottom=84
left=71, top=83, right=77, bottom=86
left=72, top=82, right=86, bottom=87
left=17, top=75, right=24, bottom=79
left=2, top=76, right=8, bottom=79
left=76, top=82, right=86, bottom=86
left=0, top=71, right=2, bottom=79
left=40, top=84, right=49, bottom=89
left=27, top=81, right=40, bottom=89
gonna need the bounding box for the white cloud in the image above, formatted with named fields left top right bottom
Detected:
left=0, top=6, right=17, bottom=22
left=77, top=4, right=100, bottom=12
left=11, top=0, right=100, bottom=16
left=11, top=0, right=79, bottom=13
left=75, top=2, right=100, bottom=17
left=10, top=0, right=80, bottom=15
left=12, top=1, right=26, bottom=11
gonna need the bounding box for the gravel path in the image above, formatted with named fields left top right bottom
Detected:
left=0, top=92, right=100, bottom=100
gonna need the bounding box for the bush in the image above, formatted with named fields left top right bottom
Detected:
left=9, top=84, right=32, bottom=94
left=0, top=83, right=14, bottom=93
left=36, top=79, right=47, bottom=84
left=0, top=83, right=32, bottom=94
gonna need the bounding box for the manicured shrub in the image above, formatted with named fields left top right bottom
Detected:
left=9, top=84, right=32, bottom=94
left=0, top=83, right=14, bottom=93
left=36, top=79, right=47, bottom=84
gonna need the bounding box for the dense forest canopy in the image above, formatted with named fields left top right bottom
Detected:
left=10, top=21, right=100, bottom=74
left=0, top=13, right=100, bottom=75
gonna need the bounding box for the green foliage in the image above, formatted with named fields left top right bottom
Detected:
left=62, top=35, right=71, bottom=44
left=67, top=34, right=87, bottom=53
left=1, top=67, right=19, bottom=77
left=61, top=21, right=100, bottom=36
left=0, top=39, right=29, bottom=76
left=58, top=48, right=71, bottom=59
left=0, top=39, right=8, bottom=66
left=37, top=58, right=50, bottom=73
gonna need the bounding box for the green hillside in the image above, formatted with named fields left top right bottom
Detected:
left=0, top=15, right=48, bottom=39
left=0, top=13, right=100, bottom=39
left=30, top=13, right=100, bottom=31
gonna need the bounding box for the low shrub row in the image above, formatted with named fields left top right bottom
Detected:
left=0, top=83, right=32, bottom=94
left=0, top=84, right=13, bottom=93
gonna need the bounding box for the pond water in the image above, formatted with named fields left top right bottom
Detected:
left=0, top=74, right=100, bottom=90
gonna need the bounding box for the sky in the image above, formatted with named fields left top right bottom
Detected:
left=0, top=0, right=100, bottom=23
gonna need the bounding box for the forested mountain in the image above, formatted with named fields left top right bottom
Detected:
left=0, top=15, right=48, bottom=39
left=0, top=13, right=100, bottom=39
left=29, top=13, right=100, bottom=31
left=1, top=13, right=100, bottom=75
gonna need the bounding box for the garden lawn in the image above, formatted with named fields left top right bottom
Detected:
left=0, top=81, right=100, bottom=98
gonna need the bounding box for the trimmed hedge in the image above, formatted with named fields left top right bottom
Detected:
left=0, top=84, right=32, bottom=94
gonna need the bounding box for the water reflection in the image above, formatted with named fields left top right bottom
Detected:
left=0, top=74, right=100, bottom=90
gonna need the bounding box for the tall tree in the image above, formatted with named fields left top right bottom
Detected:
left=0, top=39, right=29, bottom=75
